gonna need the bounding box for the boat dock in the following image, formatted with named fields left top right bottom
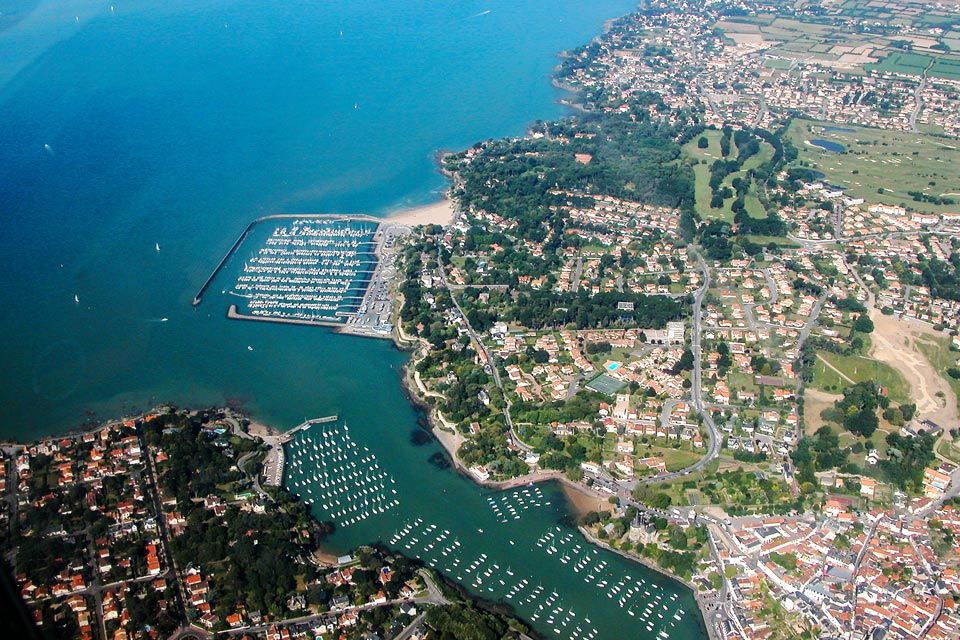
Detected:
left=196, top=213, right=411, bottom=339
left=192, top=213, right=385, bottom=307
left=260, top=415, right=339, bottom=488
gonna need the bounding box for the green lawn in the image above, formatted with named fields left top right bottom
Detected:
left=811, top=351, right=910, bottom=404
left=745, top=234, right=802, bottom=247
left=684, top=131, right=774, bottom=223
left=938, top=438, right=960, bottom=465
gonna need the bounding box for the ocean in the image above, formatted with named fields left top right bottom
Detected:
left=0, top=1, right=708, bottom=637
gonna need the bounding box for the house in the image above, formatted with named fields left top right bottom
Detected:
left=226, top=613, right=245, bottom=629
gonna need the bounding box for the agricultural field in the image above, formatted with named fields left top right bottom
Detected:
left=787, top=119, right=960, bottom=215
left=867, top=51, right=960, bottom=81
left=717, top=2, right=960, bottom=77
left=810, top=350, right=910, bottom=405
left=834, top=0, right=960, bottom=31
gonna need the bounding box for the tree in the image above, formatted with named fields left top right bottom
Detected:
left=852, top=315, right=874, bottom=334
left=672, top=348, right=695, bottom=374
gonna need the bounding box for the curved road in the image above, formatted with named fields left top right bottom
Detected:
left=647, top=251, right=720, bottom=483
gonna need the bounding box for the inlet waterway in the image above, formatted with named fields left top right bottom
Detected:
left=0, top=1, right=707, bottom=638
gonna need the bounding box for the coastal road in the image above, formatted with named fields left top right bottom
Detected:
left=435, top=257, right=532, bottom=453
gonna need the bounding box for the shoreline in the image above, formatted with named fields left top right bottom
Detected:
left=578, top=526, right=718, bottom=640
left=386, top=195, right=456, bottom=227
left=386, top=178, right=717, bottom=635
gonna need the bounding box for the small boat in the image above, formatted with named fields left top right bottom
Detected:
left=155, top=242, right=160, bottom=252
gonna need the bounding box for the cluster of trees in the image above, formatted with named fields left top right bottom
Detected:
left=908, top=190, right=955, bottom=205
left=585, top=340, right=612, bottom=355
left=880, top=432, right=935, bottom=491
left=734, top=210, right=787, bottom=236
left=919, top=254, right=960, bottom=302
left=447, top=111, right=695, bottom=242
left=457, top=423, right=528, bottom=478
left=440, top=364, right=495, bottom=426
left=821, top=381, right=884, bottom=438
left=505, top=290, right=684, bottom=331
left=512, top=391, right=605, bottom=426
left=424, top=603, right=526, bottom=640
left=791, top=426, right=848, bottom=484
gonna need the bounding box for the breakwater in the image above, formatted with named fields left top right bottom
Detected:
left=192, top=213, right=384, bottom=307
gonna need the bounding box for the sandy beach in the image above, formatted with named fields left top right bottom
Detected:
left=388, top=197, right=455, bottom=226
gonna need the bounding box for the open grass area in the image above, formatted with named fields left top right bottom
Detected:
left=810, top=350, right=910, bottom=405
left=938, top=438, right=960, bottom=465
left=787, top=119, right=960, bottom=215
left=744, top=234, right=801, bottom=247
left=683, top=130, right=773, bottom=223
left=914, top=333, right=960, bottom=416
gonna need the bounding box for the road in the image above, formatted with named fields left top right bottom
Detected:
left=436, top=256, right=531, bottom=453
left=652, top=252, right=721, bottom=483
left=909, top=60, right=932, bottom=132
left=787, top=226, right=955, bottom=248
left=137, top=428, right=189, bottom=626
left=219, top=570, right=448, bottom=637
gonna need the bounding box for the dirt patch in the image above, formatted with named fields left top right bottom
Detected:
left=246, top=420, right=281, bottom=438
left=869, top=310, right=959, bottom=426
left=803, top=388, right=842, bottom=435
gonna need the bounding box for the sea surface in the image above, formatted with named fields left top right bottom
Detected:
left=0, top=1, right=708, bottom=638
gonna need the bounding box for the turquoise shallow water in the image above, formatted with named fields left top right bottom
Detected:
left=0, top=1, right=708, bottom=637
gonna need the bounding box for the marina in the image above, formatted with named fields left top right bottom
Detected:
left=281, top=418, right=705, bottom=640
left=283, top=419, right=400, bottom=528
left=196, top=214, right=409, bottom=338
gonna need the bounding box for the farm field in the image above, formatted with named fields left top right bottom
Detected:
left=787, top=119, right=960, bottom=215
left=866, top=50, right=960, bottom=81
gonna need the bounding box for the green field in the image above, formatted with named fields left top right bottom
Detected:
left=744, top=234, right=801, bottom=247
left=811, top=351, right=910, bottom=405
left=866, top=51, right=960, bottom=81
left=931, top=56, right=960, bottom=81
left=868, top=51, right=932, bottom=75
left=787, top=119, right=960, bottom=215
